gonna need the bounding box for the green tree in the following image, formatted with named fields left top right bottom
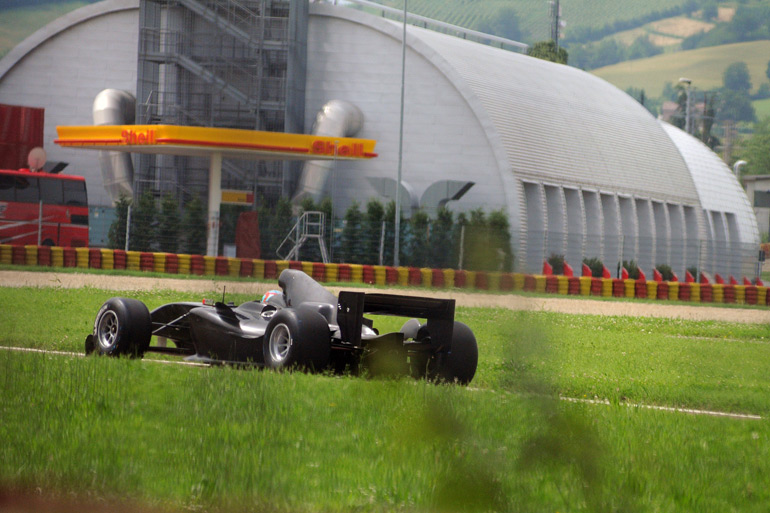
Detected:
left=701, top=1, right=718, bottom=21
left=737, top=117, right=770, bottom=176
left=182, top=195, right=207, bottom=256
left=340, top=201, right=362, bottom=264
left=405, top=210, right=430, bottom=268
left=718, top=89, right=756, bottom=123
left=476, top=7, right=522, bottom=41
left=766, top=59, right=770, bottom=82
left=488, top=209, right=514, bottom=272
left=158, top=193, right=181, bottom=253
left=627, top=35, right=660, bottom=60
left=107, top=195, right=132, bottom=250
left=130, top=190, right=157, bottom=252
left=527, top=40, right=568, bottom=65
left=430, top=207, right=455, bottom=269
left=723, top=62, right=752, bottom=94
left=363, top=199, right=385, bottom=265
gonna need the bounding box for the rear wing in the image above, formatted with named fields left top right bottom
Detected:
left=337, top=291, right=455, bottom=351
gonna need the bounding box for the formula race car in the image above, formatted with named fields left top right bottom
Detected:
left=85, top=269, right=478, bottom=384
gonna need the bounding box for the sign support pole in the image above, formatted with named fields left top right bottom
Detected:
left=207, top=152, right=222, bottom=256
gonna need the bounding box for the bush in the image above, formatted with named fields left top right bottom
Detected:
left=582, top=257, right=604, bottom=278
left=548, top=253, right=565, bottom=275
left=622, top=260, right=640, bottom=280
left=655, top=264, right=674, bottom=281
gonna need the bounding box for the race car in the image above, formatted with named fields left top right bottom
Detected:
left=85, top=269, right=478, bottom=384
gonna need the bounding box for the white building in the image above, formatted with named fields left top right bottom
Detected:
left=0, top=0, right=759, bottom=276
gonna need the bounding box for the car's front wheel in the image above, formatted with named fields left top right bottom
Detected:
left=87, top=297, right=152, bottom=357
left=262, top=308, right=330, bottom=371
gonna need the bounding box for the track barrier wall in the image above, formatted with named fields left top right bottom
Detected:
left=1, top=243, right=768, bottom=308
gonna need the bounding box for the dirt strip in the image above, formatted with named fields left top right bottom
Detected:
left=2, top=270, right=769, bottom=324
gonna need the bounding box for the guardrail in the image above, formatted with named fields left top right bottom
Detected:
left=2, top=243, right=769, bottom=307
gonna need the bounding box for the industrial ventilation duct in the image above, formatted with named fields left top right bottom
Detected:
left=293, top=100, right=364, bottom=203
left=92, top=89, right=135, bottom=202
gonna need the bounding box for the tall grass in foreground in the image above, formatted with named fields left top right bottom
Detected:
left=2, top=285, right=770, bottom=511
left=1, top=350, right=769, bottom=512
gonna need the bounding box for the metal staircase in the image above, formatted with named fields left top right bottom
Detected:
left=275, top=211, right=330, bottom=263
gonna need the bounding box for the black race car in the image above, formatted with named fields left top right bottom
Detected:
left=86, top=269, right=478, bottom=384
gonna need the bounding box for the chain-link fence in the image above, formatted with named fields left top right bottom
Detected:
left=103, top=196, right=763, bottom=280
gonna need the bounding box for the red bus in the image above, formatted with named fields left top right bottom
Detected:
left=0, top=168, right=89, bottom=247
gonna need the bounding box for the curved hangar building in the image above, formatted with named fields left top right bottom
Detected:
left=0, top=0, right=758, bottom=278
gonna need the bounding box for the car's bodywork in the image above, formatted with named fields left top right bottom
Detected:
left=86, top=269, right=478, bottom=384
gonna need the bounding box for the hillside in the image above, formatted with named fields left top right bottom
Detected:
left=0, top=1, right=90, bottom=59
left=590, top=40, right=770, bottom=98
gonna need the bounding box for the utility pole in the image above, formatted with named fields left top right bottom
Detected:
left=550, top=0, right=560, bottom=49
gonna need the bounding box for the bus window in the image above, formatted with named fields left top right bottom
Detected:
left=63, top=180, right=87, bottom=206
left=15, top=176, right=39, bottom=203
left=0, top=175, right=13, bottom=202
left=40, top=177, right=64, bottom=205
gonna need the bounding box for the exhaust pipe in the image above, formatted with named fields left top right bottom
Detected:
left=293, top=100, right=364, bottom=203
left=93, top=89, right=136, bottom=202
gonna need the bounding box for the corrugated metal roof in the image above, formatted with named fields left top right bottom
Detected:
left=660, top=121, right=758, bottom=244
left=403, top=25, right=702, bottom=205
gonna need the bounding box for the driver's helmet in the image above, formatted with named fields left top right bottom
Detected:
left=261, top=289, right=283, bottom=304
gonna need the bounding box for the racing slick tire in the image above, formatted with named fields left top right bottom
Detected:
left=87, top=297, right=152, bottom=357
left=263, top=308, right=331, bottom=372
left=429, top=321, right=478, bottom=385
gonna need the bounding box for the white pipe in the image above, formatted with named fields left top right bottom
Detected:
left=93, top=89, right=136, bottom=202
left=293, top=100, right=363, bottom=203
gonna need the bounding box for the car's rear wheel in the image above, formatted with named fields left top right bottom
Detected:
left=429, top=321, right=478, bottom=385
left=263, top=308, right=330, bottom=371
left=88, top=297, right=152, bottom=357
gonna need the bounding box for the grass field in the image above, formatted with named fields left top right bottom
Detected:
left=2, top=283, right=770, bottom=511
left=591, top=40, right=770, bottom=98
left=754, top=98, right=770, bottom=121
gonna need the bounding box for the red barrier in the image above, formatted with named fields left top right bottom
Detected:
left=679, top=283, right=691, bottom=301
left=431, top=269, right=444, bottom=288
left=385, top=267, right=399, bottom=285
left=408, top=267, right=421, bottom=286
left=475, top=272, right=489, bottom=290
left=723, top=285, right=735, bottom=303
left=612, top=279, right=624, bottom=297
left=113, top=250, right=127, bottom=270
left=63, top=248, right=77, bottom=267
left=634, top=281, right=647, bottom=299
left=545, top=275, right=559, bottom=293
left=312, top=262, right=325, bottom=281
left=263, top=260, right=277, bottom=279
left=140, top=252, right=154, bottom=272
left=88, top=248, right=101, bottom=269
left=165, top=253, right=179, bottom=274
left=700, top=284, right=713, bottom=303
left=568, top=277, right=580, bottom=295
left=523, top=274, right=536, bottom=291
left=337, top=264, right=351, bottom=282
left=454, top=270, right=467, bottom=288
left=239, top=258, right=253, bottom=277
left=11, top=246, right=25, bottom=265
left=500, top=273, right=514, bottom=291
left=289, top=260, right=303, bottom=270
left=745, top=285, right=758, bottom=305
left=190, top=255, right=205, bottom=276
left=590, top=278, right=603, bottom=296
left=214, top=257, right=228, bottom=276
left=37, top=246, right=51, bottom=266
left=656, top=282, right=669, bottom=300
left=362, top=265, right=375, bottom=284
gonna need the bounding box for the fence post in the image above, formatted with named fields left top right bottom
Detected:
left=458, top=224, right=465, bottom=270
left=697, top=239, right=703, bottom=283
left=379, top=220, right=386, bottom=266
left=38, top=199, right=43, bottom=245
left=125, top=204, right=132, bottom=252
